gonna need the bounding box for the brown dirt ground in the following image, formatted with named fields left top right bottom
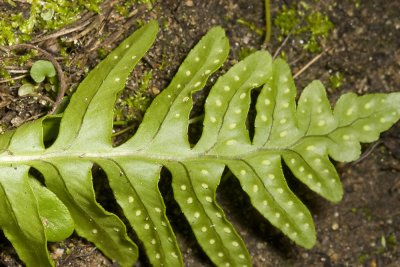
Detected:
left=0, top=0, right=400, bottom=266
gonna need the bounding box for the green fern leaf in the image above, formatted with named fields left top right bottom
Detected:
left=1, top=20, right=400, bottom=267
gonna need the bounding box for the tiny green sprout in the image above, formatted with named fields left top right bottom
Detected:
left=30, top=60, right=56, bottom=83
left=353, top=0, right=362, bottom=8
left=236, top=18, right=264, bottom=36
left=329, top=71, right=344, bottom=90
left=381, top=234, right=387, bottom=248
left=386, top=233, right=397, bottom=248
left=21, top=60, right=59, bottom=97
left=358, top=253, right=371, bottom=264
left=18, top=83, right=37, bottom=96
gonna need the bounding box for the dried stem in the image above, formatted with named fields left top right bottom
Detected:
left=293, top=47, right=331, bottom=79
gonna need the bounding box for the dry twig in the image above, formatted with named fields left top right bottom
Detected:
left=293, top=47, right=332, bottom=79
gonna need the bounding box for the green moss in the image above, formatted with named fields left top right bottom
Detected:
left=0, top=49, right=37, bottom=88
left=97, top=48, right=108, bottom=59
left=274, top=2, right=334, bottom=53
left=386, top=232, right=397, bottom=248
left=0, top=0, right=156, bottom=45
left=357, top=253, right=370, bottom=264
left=274, top=5, right=301, bottom=37
left=236, top=19, right=264, bottom=36
left=329, top=71, right=344, bottom=90
left=0, top=0, right=105, bottom=45
left=18, top=50, right=38, bottom=65
left=0, top=65, right=12, bottom=83
left=306, top=11, right=334, bottom=37
left=114, top=70, right=154, bottom=124
left=0, top=13, right=31, bottom=45
left=115, top=0, right=155, bottom=17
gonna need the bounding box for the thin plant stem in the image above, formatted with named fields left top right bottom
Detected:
left=264, top=0, right=271, bottom=45
left=112, top=125, right=135, bottom=138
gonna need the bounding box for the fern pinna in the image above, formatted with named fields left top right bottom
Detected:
left=1, top=21, right=399, bottom=267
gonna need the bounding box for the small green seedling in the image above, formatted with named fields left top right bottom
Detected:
left=329, top=71, right=344, bottom=90
left=17, top=83, right=37, bottom=96
left=18, top=60, right=57, bottom=97
left=0, top=0, right=103, bottom=45
left=30, top=60, right=56, bottom=83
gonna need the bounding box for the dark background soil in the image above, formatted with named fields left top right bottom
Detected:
left=0, top=0, right=400, bottom=266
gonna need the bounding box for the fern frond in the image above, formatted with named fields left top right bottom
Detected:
left=0, top=20, right=399, bottom=267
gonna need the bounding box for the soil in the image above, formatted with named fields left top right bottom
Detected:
left=0, top=0, right=400, bottom=267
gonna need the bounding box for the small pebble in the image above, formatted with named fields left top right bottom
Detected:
left=52, top=248, right=64, bottom=259
left=331, top=222, right=339, bottom=230
left=256, top=242, right=266, bottom=249
left=151, top=86, right=160, bottom=95
left=11, top=117, right=24, bottom=127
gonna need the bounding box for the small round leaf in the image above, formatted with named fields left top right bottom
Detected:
left=30, top=60, right=56, bottom=83
left=18, top=83, right=36, bottom=96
